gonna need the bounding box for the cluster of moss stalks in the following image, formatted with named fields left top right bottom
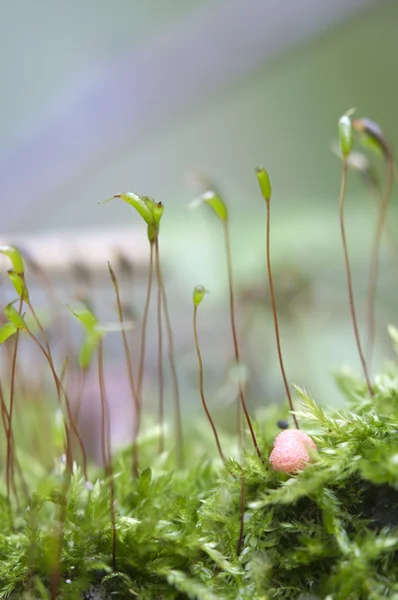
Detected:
left=2, top=361, right=398, bottom=599
left=1, top=110, right=397, bottom=599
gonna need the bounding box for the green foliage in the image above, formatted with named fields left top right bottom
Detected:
left=3, top=366, right=398, bottom=599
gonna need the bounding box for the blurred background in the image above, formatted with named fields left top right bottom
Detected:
left=1, top=0, right=398, bottom=457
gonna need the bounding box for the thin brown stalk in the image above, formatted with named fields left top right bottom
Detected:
left=366, top=179, right=398, bottom=281
left=223, top=221, right=263, bottom=463
left=73, top=367, right=86, bottom=428
left=1, top=384, right=20, bottom=507
left=193, top=305, right=225, bottom=462
left=28, top=327, right=73, bottom=466
left=24, top=254, right=59, bottom=322
left=265, top=202, right=300, bottom=429
left=48, top=356, right=74, bottom=599
left=1, top=381, right=29, bottom=500
left=159, top=254, right=184, bottom=467
left=6, top=294, right=23, bottom=502
left=154, top=238, right=165, bottom=455
left=0, top=383, right=7, bottom=466
left=108, top=262, right=139, bottom=476
left=24, top=325, right=88, bottom=478
left=59, top=357, right=69, bottom=387
left=136, top=244, right=154, bottom=431
left=339, top=159, right=374, bottom=396
left=26, top=296, right=51, bottom=351
left=98, top=340, right=117, bottom=571
left=366, top=157, right=394, bottom=364
left=28, top=257, right=75, bottom=367
left=50, top=468, right=71, bottom=600
left=237, top=471, right=245, bottom=555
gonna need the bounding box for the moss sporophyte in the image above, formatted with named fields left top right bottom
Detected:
left=0, top=111, right=397, bottom=599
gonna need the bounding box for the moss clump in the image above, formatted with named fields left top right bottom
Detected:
left=1, top=365, right=398, bottom=599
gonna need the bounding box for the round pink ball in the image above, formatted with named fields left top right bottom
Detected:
left=269, top=429, right=317, bottom=473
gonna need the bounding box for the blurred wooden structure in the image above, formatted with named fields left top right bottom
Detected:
left=0, top=227, right=150, bottom=279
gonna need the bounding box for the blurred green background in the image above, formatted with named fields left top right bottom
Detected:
left=1, top=0, right=398, bottom=446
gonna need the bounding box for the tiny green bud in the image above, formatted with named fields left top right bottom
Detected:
left=0, top=321, right=18, bottom=344
left=8, top=270, right=28, bottom=299
left=4, top=301, right=26, bottom=330
left=338, top=114, right=353, bottom=158
left=193, top=285, right=208, bottom=307
left=0, top=245, right=24, bottom=275
left=255, top=167, right=272, bottom=202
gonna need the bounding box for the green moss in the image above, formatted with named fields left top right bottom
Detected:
left=2, top=365, right=398, bottom=599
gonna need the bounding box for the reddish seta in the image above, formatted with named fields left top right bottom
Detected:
left=269, top=429, right=317, bottom=473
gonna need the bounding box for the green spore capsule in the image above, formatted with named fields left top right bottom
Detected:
left=255, top=167, right=272, bottom=202
left=352, top=117, right=390, bottom=158
left=190, top=191, right=228, bottom=222
left=101, top=192, right=155, bottom=225
left=4, top=301, right=26, bottom=331
left=68, top=304, right=98, bottom=333
left=8, top=270, right=28, bottom=299
left=0, top=322, right=18, bottom=343
left=193, top=285, right=209, bottom=307
left=339, top=114, right=353, bottom=158
left=0, top=245, right=24, bottom=275
left=69, top=304, right=101, bottom=370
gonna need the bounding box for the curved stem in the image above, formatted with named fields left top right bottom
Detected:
left=136, top=245, right=154, bottom=451
left=160, top=278, right=184, bottom=467
left=367, top=180, right=398, bottom=282
left=50, top=469, right=71, bottom=600
left=154, top=238, right=165, bottom=455
left=74, top=367, right=86, bottom=428
left=237, top=471, right=245, bottom=555
left=339, top=159, right=374, bottom=397
left=108, top=262, right=140, bottom=476
left=25, top=326, right=88, bottom=478
left=193, top=305, right=225, bottom=462
left=265, top=202, right=299, bottom=429
left=366, top=157, right=394, bottom=364
left=1, top=381, right=28, bottom=504
left=6, top=295, right=23, bottom=502
left=98, top=340, right=117, bottom=571
left=224, top=221, right=263, bottom=463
